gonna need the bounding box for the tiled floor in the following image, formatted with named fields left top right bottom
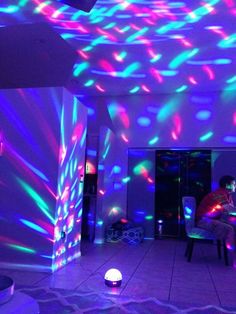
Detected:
left=2, top=238, right=236, bottom=313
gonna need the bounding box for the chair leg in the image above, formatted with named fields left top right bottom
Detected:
left=217, top=240, right=221, bottom=259
left=185, top=239, right=190, bottom=257
left=223, top=240, right=229, bottom=266
left=187, top=238, right=194, bottom=262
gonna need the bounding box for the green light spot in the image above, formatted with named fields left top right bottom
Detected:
left=218, top=34, right=236, bottom=49
left=61, top=106, right=65, bottom=148
left=133, top=161, right=152, bottom=175
left=107, top=102, right=118, bottom=119
left=129, top=86, right=140, bottom=93
left=7, top=244, right=36, bottom=254
left=61, top=33, right=75, bottom=40
left=156, top=21, right=185, bottom=34
left=71, top=10, right=84, bottom=20
left=19, top=0, right=29, bottom=6
left=72, top=98, right=77, bottom=124
left=89, top=7, right=107, bottom=19
left=16, top=177, right=54, bottom=223
left=0, top=5, right=19, bottom=13
left=123, top=62, right=140, bottom=78
left=105, top=3, right=124, bottom=17
left=149, top=136, right=159, bottom=145
left=157, top=98, right=180, bottom=122
left=120, top=26, right=130, bottom=33
left=84, top=79, right=95, bottom=87
left=103, top=144, right=110, bottom=159
left=104, top=129, right=112, bottom=146
left=122, top=177, right=131, bottom=183
left=73, top=62, right=89, bottom=77
left=104, top=22, right=116, bottom=29
left=221, top=85, right=236, bottom=101
left=199, top=131, right=213, bottom=142
left=226, top=76, right=236, bottom=84
left=176, top=85, right=188, bottom=93
left=118, top=51, right=127, bottom=60
left=90, top=17, right=104, bottom=24
left=169, top=48, right=199, bottom=69
left=34, top=1, right=51, bottom=13
left=83, top=46, right=93, bottom=52
left=145, top=215, right=153, bottom=220
left=150, top=54, right=162, bottom=63
left=126, top=27, right=149, bottom=43
left=91, top=36, right=106, bottom=46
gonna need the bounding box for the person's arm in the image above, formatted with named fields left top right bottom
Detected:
left=222, top=204, right=236, bottom=215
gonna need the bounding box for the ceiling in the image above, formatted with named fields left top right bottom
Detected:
left=0, top=0, right=236, bottom=97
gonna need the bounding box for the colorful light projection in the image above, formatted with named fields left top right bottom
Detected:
left=127, top=149, right=155, bottom=233
left=96, top=130, right=156, bottom=237
left=106, top=91, right=236, bottom=147
left=0, top=88, right=87, bottom=272
left=0, top=88, right=61, bottom=271
left=85, top=136, right=98, bottom=174
left=0, top=1, right=236, bottom=96
left=94, top=126, right=131, bottom=243
left=96, top=91, right=235, bottom=239
left=53, top=93, right=87, bottom=271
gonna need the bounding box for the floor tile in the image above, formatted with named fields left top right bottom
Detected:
left=2, top=239, right=236, bottom=313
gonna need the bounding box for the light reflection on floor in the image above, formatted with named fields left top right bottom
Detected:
left=2, top=239, right=236, bottom=313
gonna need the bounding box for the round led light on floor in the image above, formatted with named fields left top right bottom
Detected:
left=104, top=268, right=122, bottom=287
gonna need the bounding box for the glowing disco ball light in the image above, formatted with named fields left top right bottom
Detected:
left=104, top=268, right=122, bottom=287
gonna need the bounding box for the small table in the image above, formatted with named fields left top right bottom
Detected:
left=0, top=291, right=39, bottom=314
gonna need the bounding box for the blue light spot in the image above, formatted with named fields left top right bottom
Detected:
left=98, top=164, right=105, bottom=170
left=114, top=182, right=122, bottom=190
left=185, top=206, right=192, bottom=214
left=191, top=96, right=212, bottom=104
left=87, top=149, right=97, bottom=157
left=20, top=219, right=48, bottom=235
left=137, top=117, right=151, bottom=127
left=196, top=110, right=211, bottom=120
left=87, top=107, right=95, bottom=115
left=224, top=136, right=236, bottom=143
left=113, top=165, right=121, bottom=174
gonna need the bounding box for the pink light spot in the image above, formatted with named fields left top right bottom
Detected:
left=188, top=76, right=198, bottom=85
left=202, top=65, right=215, bottom=80
left=78, top=50, right=89, bottom=60
left=150, top=68, right=163, bottom=83
left=233, top=112, right=236, bottom=125
left=178, top=38, right=192, bottom=47
left=113, top=52, right=124, bottom=62
left=72, top=124, right=83, bottom=142
left=96, top=27, right=117, bottom=42
left=223, top=0, right=235, bottom=7
left=171, top=131, right=178, bottom=140
left=141, top=85, right=150, bottom=92
left=121, top=133, right=129, bottom=143
left=120, top=112, right=130, bottom=128
left=95, top=84, right=106, bottom=92
left=99, top=60, right=116, bottom=76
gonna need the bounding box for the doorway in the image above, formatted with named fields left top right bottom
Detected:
left=155, top=150, right=212, bottom=238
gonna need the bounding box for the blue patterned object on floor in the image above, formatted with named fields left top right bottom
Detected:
left=106, top=227, right=144, bottom=244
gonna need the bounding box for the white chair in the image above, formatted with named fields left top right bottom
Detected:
left=182, top=196, right=228, bottom=265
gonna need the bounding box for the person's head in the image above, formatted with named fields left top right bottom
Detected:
left=219, top=175, right=236, bottom=193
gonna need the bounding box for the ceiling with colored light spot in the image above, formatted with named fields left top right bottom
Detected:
left=0, top=0, right=236, bottom=96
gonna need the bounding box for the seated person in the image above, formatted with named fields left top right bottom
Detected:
left=196, top=175, right=236, bottom=265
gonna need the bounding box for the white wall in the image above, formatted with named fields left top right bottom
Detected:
left=83, top=90, right=236, bottom=239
